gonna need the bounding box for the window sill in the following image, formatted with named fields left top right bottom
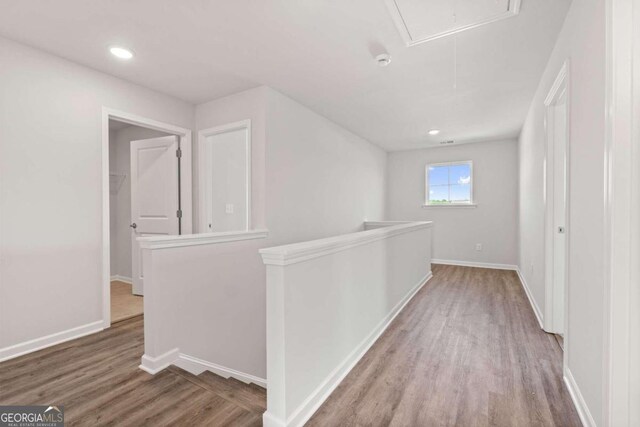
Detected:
left=422, top=204, right=477, bottom=209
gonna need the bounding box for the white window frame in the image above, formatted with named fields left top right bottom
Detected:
left=423, top=160, right=476, bottom=208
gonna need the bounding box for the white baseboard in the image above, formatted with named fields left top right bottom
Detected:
left=564, top=368, right=596, bottom=427
left=263, top=412, right=286, bottom=427
left=175, top=353, right=266, bottom=388
left=110, top=275, right=132, bottom=284
left=0, top=320, right=103, bottom=363
left=515, top=268, right=544, bottom=329
left=139, top=348, right=179, bottom=374
left=432, top=259, right=518, bottom=270
left=139, top=348, right=266, bottom=388
left=270, top=271, right=433, bottom=427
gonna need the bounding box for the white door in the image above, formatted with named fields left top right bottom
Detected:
left=551, top=90, right=568, bottom=334
left=130, top=135, right=180, bottom=295
left=202, top=126, right=249, bottom=233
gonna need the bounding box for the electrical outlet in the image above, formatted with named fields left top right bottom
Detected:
left=475, top=243, right=482, bottom=251
left=225, top=203, right=234, bottom=214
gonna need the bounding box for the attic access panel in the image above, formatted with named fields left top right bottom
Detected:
left=386, top=0, right=521, bottom=46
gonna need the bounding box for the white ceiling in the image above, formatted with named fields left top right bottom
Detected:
left=0, top=0, right=570, bottom=150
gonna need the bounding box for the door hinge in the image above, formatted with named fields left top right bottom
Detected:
left=176, top=209, right=183, bottom=218
left=176, top=148, right=182, bottom=158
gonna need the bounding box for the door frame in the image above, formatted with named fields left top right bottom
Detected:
left=543, top=60, right=571, bottom=341
left=197, top=119, right=252, bottom=233
left=603, top=0, right=639, bottom=424
left=101, top=107, right=192, bottom=328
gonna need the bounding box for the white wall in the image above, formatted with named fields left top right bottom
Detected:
left=265, top=88, right=387, bottom=246
left=0, top=36, right=194, bottom=355
left=141, top=86, right=388, bottom=381
left=386, top=140, right=519, bottom=266
left=261, top=222, right=432, bottom=427
left=142, top=235, right=269, bottom=379
left=195, top=87, right=268, bottom=233
left=518, top=0, right=606, bottom=423
left=109, top=125, right=170, bottom=280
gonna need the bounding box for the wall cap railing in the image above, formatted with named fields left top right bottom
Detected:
left=363, top=220, right=413, bottom=229
left=260, top=221, right=432, bottom=266
left=138, top=229, right=269, bottom=250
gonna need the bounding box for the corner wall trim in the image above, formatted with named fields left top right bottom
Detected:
left=0, top=320, right=104, bottom=363
left=139, top=348, right=179, bottom=375
left=431, top=259, right=518, bottom=270
left=564, top=368, right=596, bottom=427
left=174, top=353, right=267, bottom=388
left=515, top=268, right=544, bottom=329
left=275, top=271, right=433, bottom=427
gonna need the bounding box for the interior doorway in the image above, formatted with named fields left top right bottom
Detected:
left=544, top=62, right=570, bottom=345
left=102, top=109, right=193, bottom=328
left=108, top=119, right=178, bottom=323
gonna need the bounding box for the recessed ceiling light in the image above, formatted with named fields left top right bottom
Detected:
left=110, top=47, right=134, bottom=60
left=428, top=129, right=441, bottom=135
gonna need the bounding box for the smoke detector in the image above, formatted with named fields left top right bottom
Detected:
left=376, top=53, right=391, bottom=67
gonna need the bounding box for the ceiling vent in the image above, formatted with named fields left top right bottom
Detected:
left=385, top=0, right=521, bottom=46
left=440, top=140, right=455, bottom=145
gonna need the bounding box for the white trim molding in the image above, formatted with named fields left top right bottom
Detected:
left=384, top=0, right=521, bottom=46
left=110, top=275, right=132, bottom=284
left=432, top=259, right=518, bottom=271
left=174, top=353, right=266, bottom=388
left=198, top=119, right=252, bottom=233
left=260, top=221, right=432, bottom=266
left=424, top=160, right=474, bottom=207
left=138, top=229, right=268, bottom=250
left=0, top=320, right=103, bottom=363
left=564, top=368, right=597, bottom=427
left=516, top=268, right=544, bottom=330
left=603, top=0, right=640, bottom=424
left=102, top=107, right=193, bottom=329
left=264, top=272, right=433, bottom=427
left=261, top=220, right=433, bottom=427
left=139, top=349, right=266, bottom=388
left=363, top=220, right=412, bottom=230
left=422, top=204, right=478, bottom=209
left=139, top=348, right=180, bottom=375
left=542, top=60, right=571, bottom=335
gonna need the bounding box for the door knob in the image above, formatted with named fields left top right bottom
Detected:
left=130, top=223, right=137, bottom=229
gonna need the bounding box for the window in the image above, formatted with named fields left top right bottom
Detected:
left=425, top=161, right=473, bottom=205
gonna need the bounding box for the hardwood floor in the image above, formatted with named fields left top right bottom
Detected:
left=110, top=281, right=143, bottom=324
left=0, top=316, right=265, bottom=426
left=0, top=265, right=580, bottom=426
left=308, top=264, right=581, bottom=427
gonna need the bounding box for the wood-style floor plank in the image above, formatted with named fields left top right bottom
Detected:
left=110, top=281, right=144, bottom=324
left=1, top=265, right=581, bottom=426
left=308, top=264, right=582, bottom=427
left=0, top=316, right=265, bottom=426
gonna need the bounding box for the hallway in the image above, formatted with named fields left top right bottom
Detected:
left=309, top=265, right=582, bottom=426
left=0, top=265, right=581, bottom=426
